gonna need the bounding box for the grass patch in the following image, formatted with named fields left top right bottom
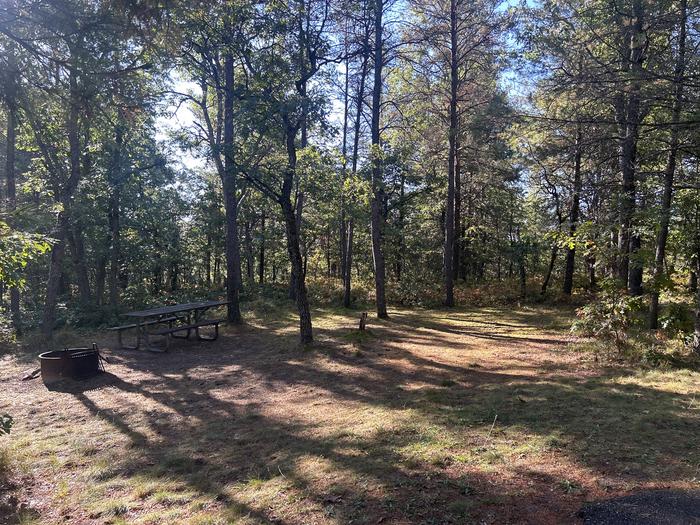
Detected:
left=2, top=303, right=699, bottom=524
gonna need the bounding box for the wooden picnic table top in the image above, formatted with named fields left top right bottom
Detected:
left=124, top=300, right=229, bottom=319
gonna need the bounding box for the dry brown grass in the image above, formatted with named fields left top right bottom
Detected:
left=1, top=303, right=699, bottom=524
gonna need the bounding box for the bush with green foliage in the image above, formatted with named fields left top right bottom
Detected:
left=658, top=302, right=694, bottom=334
left=571, top=280, right=643, bottom=351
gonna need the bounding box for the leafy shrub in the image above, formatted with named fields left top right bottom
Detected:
left=659, top=302, right=694, bottom=334
left=571, top=280, right=643, bottom=351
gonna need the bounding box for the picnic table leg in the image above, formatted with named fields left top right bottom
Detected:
left=137, top=318, right=143, bottom=350
left=171, top=311, right=192, bottom=339
left=194, top=307, right=218, bottom=341
left=194, top=308, right=202, bottom=339
left=143, top=318, right=149, bottom=350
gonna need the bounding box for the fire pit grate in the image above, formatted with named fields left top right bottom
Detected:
left=39, top=343, right=105, bottom=383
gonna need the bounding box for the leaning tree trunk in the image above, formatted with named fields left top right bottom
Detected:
left=650, top=0, right=687, bottom=328
left=541, top=245, right=558, bottom=295
left=370, top=0, right=388, bottom=318
left=223, top=53, right=242, bottom=323
left=282, top=197, right=313, bottom=343
left=281, top=123, right=313, bottom=343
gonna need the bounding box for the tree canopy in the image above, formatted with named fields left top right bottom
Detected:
left=1, top=0, right=699, bottom=350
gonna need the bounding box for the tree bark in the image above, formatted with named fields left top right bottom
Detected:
left=694, top=255, right=700, bottom=355
left=395, top=174, right=405, bottom=281
left=615, top=0, right=645, bottom=294
left=563, top=123, right=582, bottom=295
left=370, top=0, right=388, bottom=318
left=541, top=246, right=558, bottom=295
left=289, top=193, right=304, bottom=300
left=587, top=255, right=597, bottom=289
left=223, top=53, right=242, bottom=323
left=4, top=50, right=21, bottom=334
left=443, top=0, right=458, bottom=307
left=453, top=135, right=462, bottom=281
left=67, top=219, right=92, bottom=304
left=343, top=27, right=370, bottom=308
left=339, top=47, right=350, bottom=282
left=42, top=66, right=82, bottom=336
left=108, top=185, right=121, bottom=308
left=258, top=211, right=266, bottom=284
left=244, top=220, right=254, bottom=282
left=649, top=0, right=687, bottom=328
left=344, top=219, right=354, bottom=307
left=281, top=120, right=313, bottom=343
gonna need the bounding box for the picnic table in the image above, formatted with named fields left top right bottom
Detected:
left=109, top=300, right=229, bottom=352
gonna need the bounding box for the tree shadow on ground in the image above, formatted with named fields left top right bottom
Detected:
left=6, top=305, right=699, bottom=524
left=55, top=307, right=699, bottom=524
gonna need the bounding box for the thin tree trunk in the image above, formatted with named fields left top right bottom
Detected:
left=615, top=0, right=645, bottom=294
left=4, top=56, right=21, bottom=334
left=694, top=255, right=700, bottom=355
left=444, top=0, right=458, bottom=307
left=68, top=220, right=92, bottom=304
left=108, top=186, right=121, bottom=308
left=244, top=220, right=254, bottom=282
left=650, top=0, right=687, bottom=328
left=563, top=123, right=582, bottom=295
left=344, top=29, right=369, bottom=308
left=541, top=246, right=558, bottom=295
left=453, top=135, right=461, bottom=281
left=95, top=256, right=106, bottom=305
left=106, top=117, right=125, bottom=309
left=42, top=66, right=82, bottom=336
left=339, top=44, right=350, bottom=282
left=395, top=174, right=405, bottom=281
left=518, top=235, right=527, bottom=299
left=259, top=212, right=266, bottom=284
left=344, top=219, right=354, bottom=307
left=588, top=255, right=597, bottom=289
left=370, top=0, right=388, bottom=318
left=282, top=196, right=313, bottom=343
left=42, top=235, right=67, bottom=336
left=281, top=119, right=313, bottom=343
left=223, top=53, right=242, bottom=323
left=205, top=233, right=212, bottom=286
left=289, top=192, right=304, bottom=300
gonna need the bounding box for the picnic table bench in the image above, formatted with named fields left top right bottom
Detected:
left=111, top=300, right=229, bottom=352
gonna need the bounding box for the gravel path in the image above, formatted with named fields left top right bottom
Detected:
left=581, top=490, right=700, bottom=524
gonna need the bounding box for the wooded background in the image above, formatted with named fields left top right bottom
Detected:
left=0, top=0, right=699, bottom=348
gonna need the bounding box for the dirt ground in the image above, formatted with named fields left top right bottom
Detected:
left=1, top=304, right=699, bottom=524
